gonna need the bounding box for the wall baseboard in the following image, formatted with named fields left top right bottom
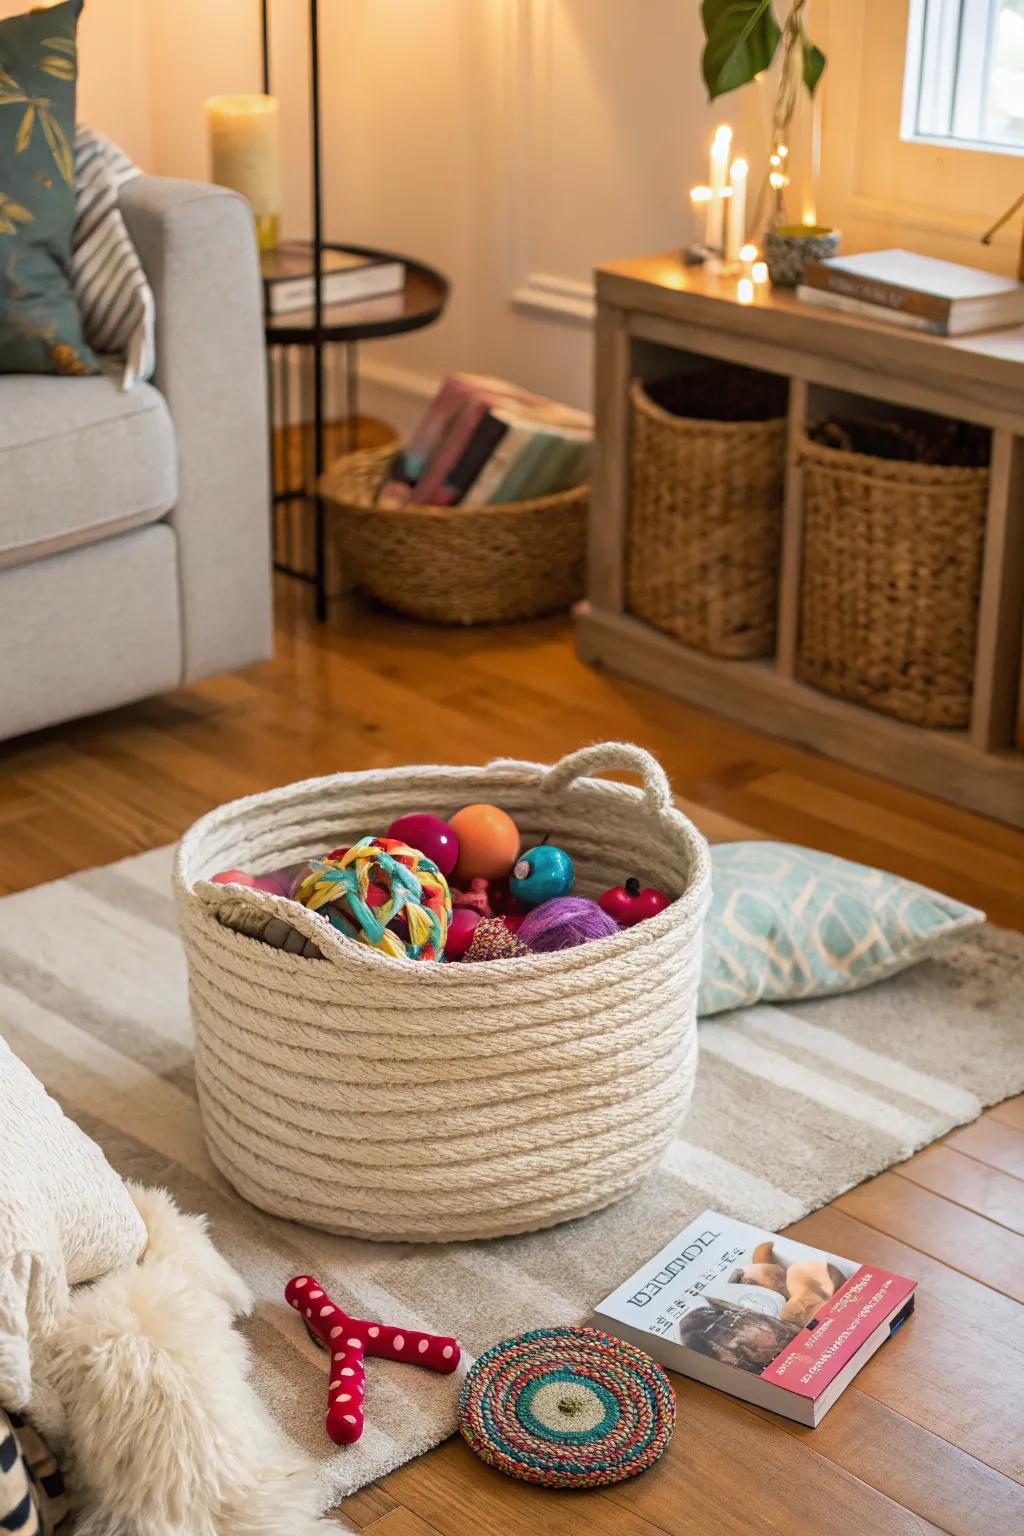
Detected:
left=268, top=349, right=438, bottom=436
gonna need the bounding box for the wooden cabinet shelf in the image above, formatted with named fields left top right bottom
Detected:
left=577, top=253, right=1024, bottom=827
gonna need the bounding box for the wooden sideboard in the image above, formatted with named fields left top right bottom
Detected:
left=576, top=253, right=1024, bottom=827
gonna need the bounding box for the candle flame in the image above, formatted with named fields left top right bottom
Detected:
left=714, top=124, right=733, bottom=145
left=739, top=243, right=758, bottom=262
left=730, top=158, right=749, bottom=182
left=737, top=278, right=754, bottom=305
left=690, top=185, right=713, bottom=204
left=752, top=261, right=768, bottom=284
left=803, top=210, right=817, bottom=226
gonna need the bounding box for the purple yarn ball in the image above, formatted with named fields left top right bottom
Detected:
left=517, top=896, right=619, bottom=953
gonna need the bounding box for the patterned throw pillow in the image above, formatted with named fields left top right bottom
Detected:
left=0, top=1409, right=67, bottom=1536
left=0, top=0, right=98, bottom=375
left=699, top=842, right=984, bottom=1017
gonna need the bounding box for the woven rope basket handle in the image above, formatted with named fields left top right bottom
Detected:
left=491, top=742, right=674, bottom=817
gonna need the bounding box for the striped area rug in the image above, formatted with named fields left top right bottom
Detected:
left=2, top=846, right=1022, bottom=1506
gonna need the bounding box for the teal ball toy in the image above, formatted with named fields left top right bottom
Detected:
left=509, top=844, right=574, bottom=906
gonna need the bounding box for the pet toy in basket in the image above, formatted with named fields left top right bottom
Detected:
left=174, top=743, right=711, bottom=1244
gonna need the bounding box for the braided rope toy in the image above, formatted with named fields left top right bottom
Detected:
left=458, top=1326, right=675, bottom=1488
left=286, top=1274, right=461, bottom=1445
left=293, top=836, right=451, bottom=961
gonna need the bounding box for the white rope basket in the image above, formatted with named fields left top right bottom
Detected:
left=174, top=743, right=711, bottom=1243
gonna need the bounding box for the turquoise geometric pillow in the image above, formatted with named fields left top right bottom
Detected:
left=699, top=842, right=984, bottom=1017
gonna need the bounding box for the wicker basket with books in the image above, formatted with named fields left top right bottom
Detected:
left=320, top=372, right=590, bottom=626
left=627, top=365, right=788, bottom=659
left=798, top=417, right=990, bottom=727
left=322, top=444, right=587, bottom=625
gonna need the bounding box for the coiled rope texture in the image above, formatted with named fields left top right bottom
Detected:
left=174, top=743, right=711, bottom=1242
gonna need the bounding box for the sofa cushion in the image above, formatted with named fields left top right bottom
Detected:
left=0, top=370, right=176, bottom=569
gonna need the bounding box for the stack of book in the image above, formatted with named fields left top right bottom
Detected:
left=377, top=373, right=593, bottom=508
left=262, top=243, right=405, bottom=317
left=798, top=249, right=1024, bottom=337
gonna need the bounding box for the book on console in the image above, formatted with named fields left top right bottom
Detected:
left=262, top=243, right=404, bottom=316
left=593, top=1211, right=915, bottom=1427
left=801, top=249, right=1024, bottom=336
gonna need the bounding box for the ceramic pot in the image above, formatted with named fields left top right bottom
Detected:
left=763, top=224, right=840, bottom=287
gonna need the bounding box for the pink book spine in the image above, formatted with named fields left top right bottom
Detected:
left=759, top=1266, right=916, bottom=1400
left=378, top=377, right=474, bottom=507
left=410, top=394, right=491, bottom=505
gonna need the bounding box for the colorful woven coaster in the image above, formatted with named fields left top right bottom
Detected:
left=458, top=1326, right=675, bottom=1489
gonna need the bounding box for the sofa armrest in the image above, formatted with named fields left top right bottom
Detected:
left=120, top=177, right=272, bottom=683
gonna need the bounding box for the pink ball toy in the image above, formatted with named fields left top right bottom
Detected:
left=211, top=868, right=255, bottom=887
left=387, top=814, right=460, bottom=878
left=445, top=906, right=481, bottom=960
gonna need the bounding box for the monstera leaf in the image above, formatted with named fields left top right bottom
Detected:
left=701, top=0, right=782, bottom=100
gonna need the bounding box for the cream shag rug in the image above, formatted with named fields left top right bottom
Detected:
left=1, top=846, right=1022, bottom=1506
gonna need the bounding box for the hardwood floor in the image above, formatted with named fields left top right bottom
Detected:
left=1, top=577, right=1021, bottom=1535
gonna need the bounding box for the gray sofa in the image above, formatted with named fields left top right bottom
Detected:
left=0, top=178, right=273, bottom=743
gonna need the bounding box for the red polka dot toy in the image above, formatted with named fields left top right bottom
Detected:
left=286, top=1274, right=461, bottom=1445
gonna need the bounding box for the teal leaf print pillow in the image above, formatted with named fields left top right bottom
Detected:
left=699, top=842, right=984, bottom=1017
left=0, top=0, right=98, bottom=375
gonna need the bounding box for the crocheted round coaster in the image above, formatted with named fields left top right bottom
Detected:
left=458, top=1326, right=675, bottom=1489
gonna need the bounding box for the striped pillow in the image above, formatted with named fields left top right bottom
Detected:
left=0, top=1409, right=67, bottom=1536
left=72, top=125, right=155, bottom=388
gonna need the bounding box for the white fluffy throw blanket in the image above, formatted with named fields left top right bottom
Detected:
left=39, top=1187, right=343, bottom=1536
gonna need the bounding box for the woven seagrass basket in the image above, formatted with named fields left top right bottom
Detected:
left=320, top=444, right=587, bottom=625
left=798, top=419, right=990, bottom=728
left=627, top=370, right=787, bottom=658
left=174, top=743, right=711, bottom=1244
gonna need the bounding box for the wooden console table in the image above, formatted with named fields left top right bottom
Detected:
left=576, top=254, right=1024, bottom=828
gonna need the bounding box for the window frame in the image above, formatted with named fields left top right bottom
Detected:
left=901, top=0, right=1024, bottom=156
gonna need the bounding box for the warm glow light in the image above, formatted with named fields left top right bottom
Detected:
left=690, top=185, right=713, bottom=204
left=803, top=211, right=817, bottom=226
left=769, top=153, right=781, bottom=167
left=778, top=143, right=789, bottom=158
left=769, top=171, right=787, bottom=190
left=714, top=123, right=733, bottom=146
left=737, top=278, right=754, bottom=305
left=730, top=157, right=749, bottom=182
left=720, top=187, right=734, bottom=200
left=752, top=261, right=768, bottom=284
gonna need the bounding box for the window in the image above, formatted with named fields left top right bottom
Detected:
left=902, top=0, right=1024, bottom=152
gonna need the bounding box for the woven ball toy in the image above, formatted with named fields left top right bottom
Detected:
left=293, top=836, right=451, bottom=961
left=458, top=1326, right=675, bottom=1489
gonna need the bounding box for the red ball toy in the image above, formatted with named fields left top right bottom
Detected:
left=599, top=877, right=672, bottom=927
left=386, top=814, right=459, bottom=878
left=445, top=907, right=482, bottom=960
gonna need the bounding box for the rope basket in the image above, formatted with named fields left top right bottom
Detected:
left=798, top=419, right=990, bottom=728
left=627, top=371, right=787, bottom=658
left=320, top=444, right=587, bottom=625
left=174, top=743, right=711, bottom=1244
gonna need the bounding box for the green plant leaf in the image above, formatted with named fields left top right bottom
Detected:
left=803, top=38, right=826, bottom=95
left=38, top=104, right=73, bottom=186
left=14, top=102, right=34, bottom=152
left=41, top=56, right=76, bottom=81
left=701, top=0, right=782, bottom=100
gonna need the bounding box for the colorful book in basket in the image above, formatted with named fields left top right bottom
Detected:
left=594, top=1211, right=915, bottom=1426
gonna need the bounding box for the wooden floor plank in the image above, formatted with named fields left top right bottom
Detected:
left=835, top=1172, right=1024, bottom=1302
left=945, top=1117, right=1024, bottom=1180
left=988, top=1098, right=1024, bottom=1131
left=896, top=1144, right=1024, bottom=1235
left=339, top=1485, right=400, bottom=1530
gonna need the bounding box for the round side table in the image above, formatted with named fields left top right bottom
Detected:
left=265, top=240, right=450, bottom=618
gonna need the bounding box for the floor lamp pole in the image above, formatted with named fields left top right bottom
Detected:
left=310, top=0, right=328, bottom=620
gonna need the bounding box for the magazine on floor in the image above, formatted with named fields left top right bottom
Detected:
left=594, top=1212, right=915, bottom=1426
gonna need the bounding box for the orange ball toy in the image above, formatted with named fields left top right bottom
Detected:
left=449, top=803, right=521, bottom=883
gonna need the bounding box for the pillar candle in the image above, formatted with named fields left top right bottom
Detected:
left=206, top=94, right=282, bottom=252
left=726, top=158, right=748, bottom=262
left=707, top=125, right=731, bottom=253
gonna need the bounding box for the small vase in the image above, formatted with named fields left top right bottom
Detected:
left=763, top=224, right=840, bottom=288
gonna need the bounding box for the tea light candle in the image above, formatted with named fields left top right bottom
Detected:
left=725, top=157, right=748, bottom=261
left=206, top=94, right=282, bottom=252
left=752, top=260, right=768, bottom=285
left=707, top=124, right=732, bottom=252
left=737, top=277, right=754, bottom=305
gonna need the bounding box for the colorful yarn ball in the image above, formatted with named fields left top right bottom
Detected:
left=518, top=897, right=619, bottom=953
left=458, top=1326, right=675, bottom=1489
left=293, top=837, right=451, bottom=961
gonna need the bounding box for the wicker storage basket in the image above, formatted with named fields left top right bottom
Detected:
left=320, top=444, right=587, bottom=625
left=627, top=370, right=787, bottom=658
left=798, top=420, right=990, bottom=728
left=174, top=743, right=711, bottom=1244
